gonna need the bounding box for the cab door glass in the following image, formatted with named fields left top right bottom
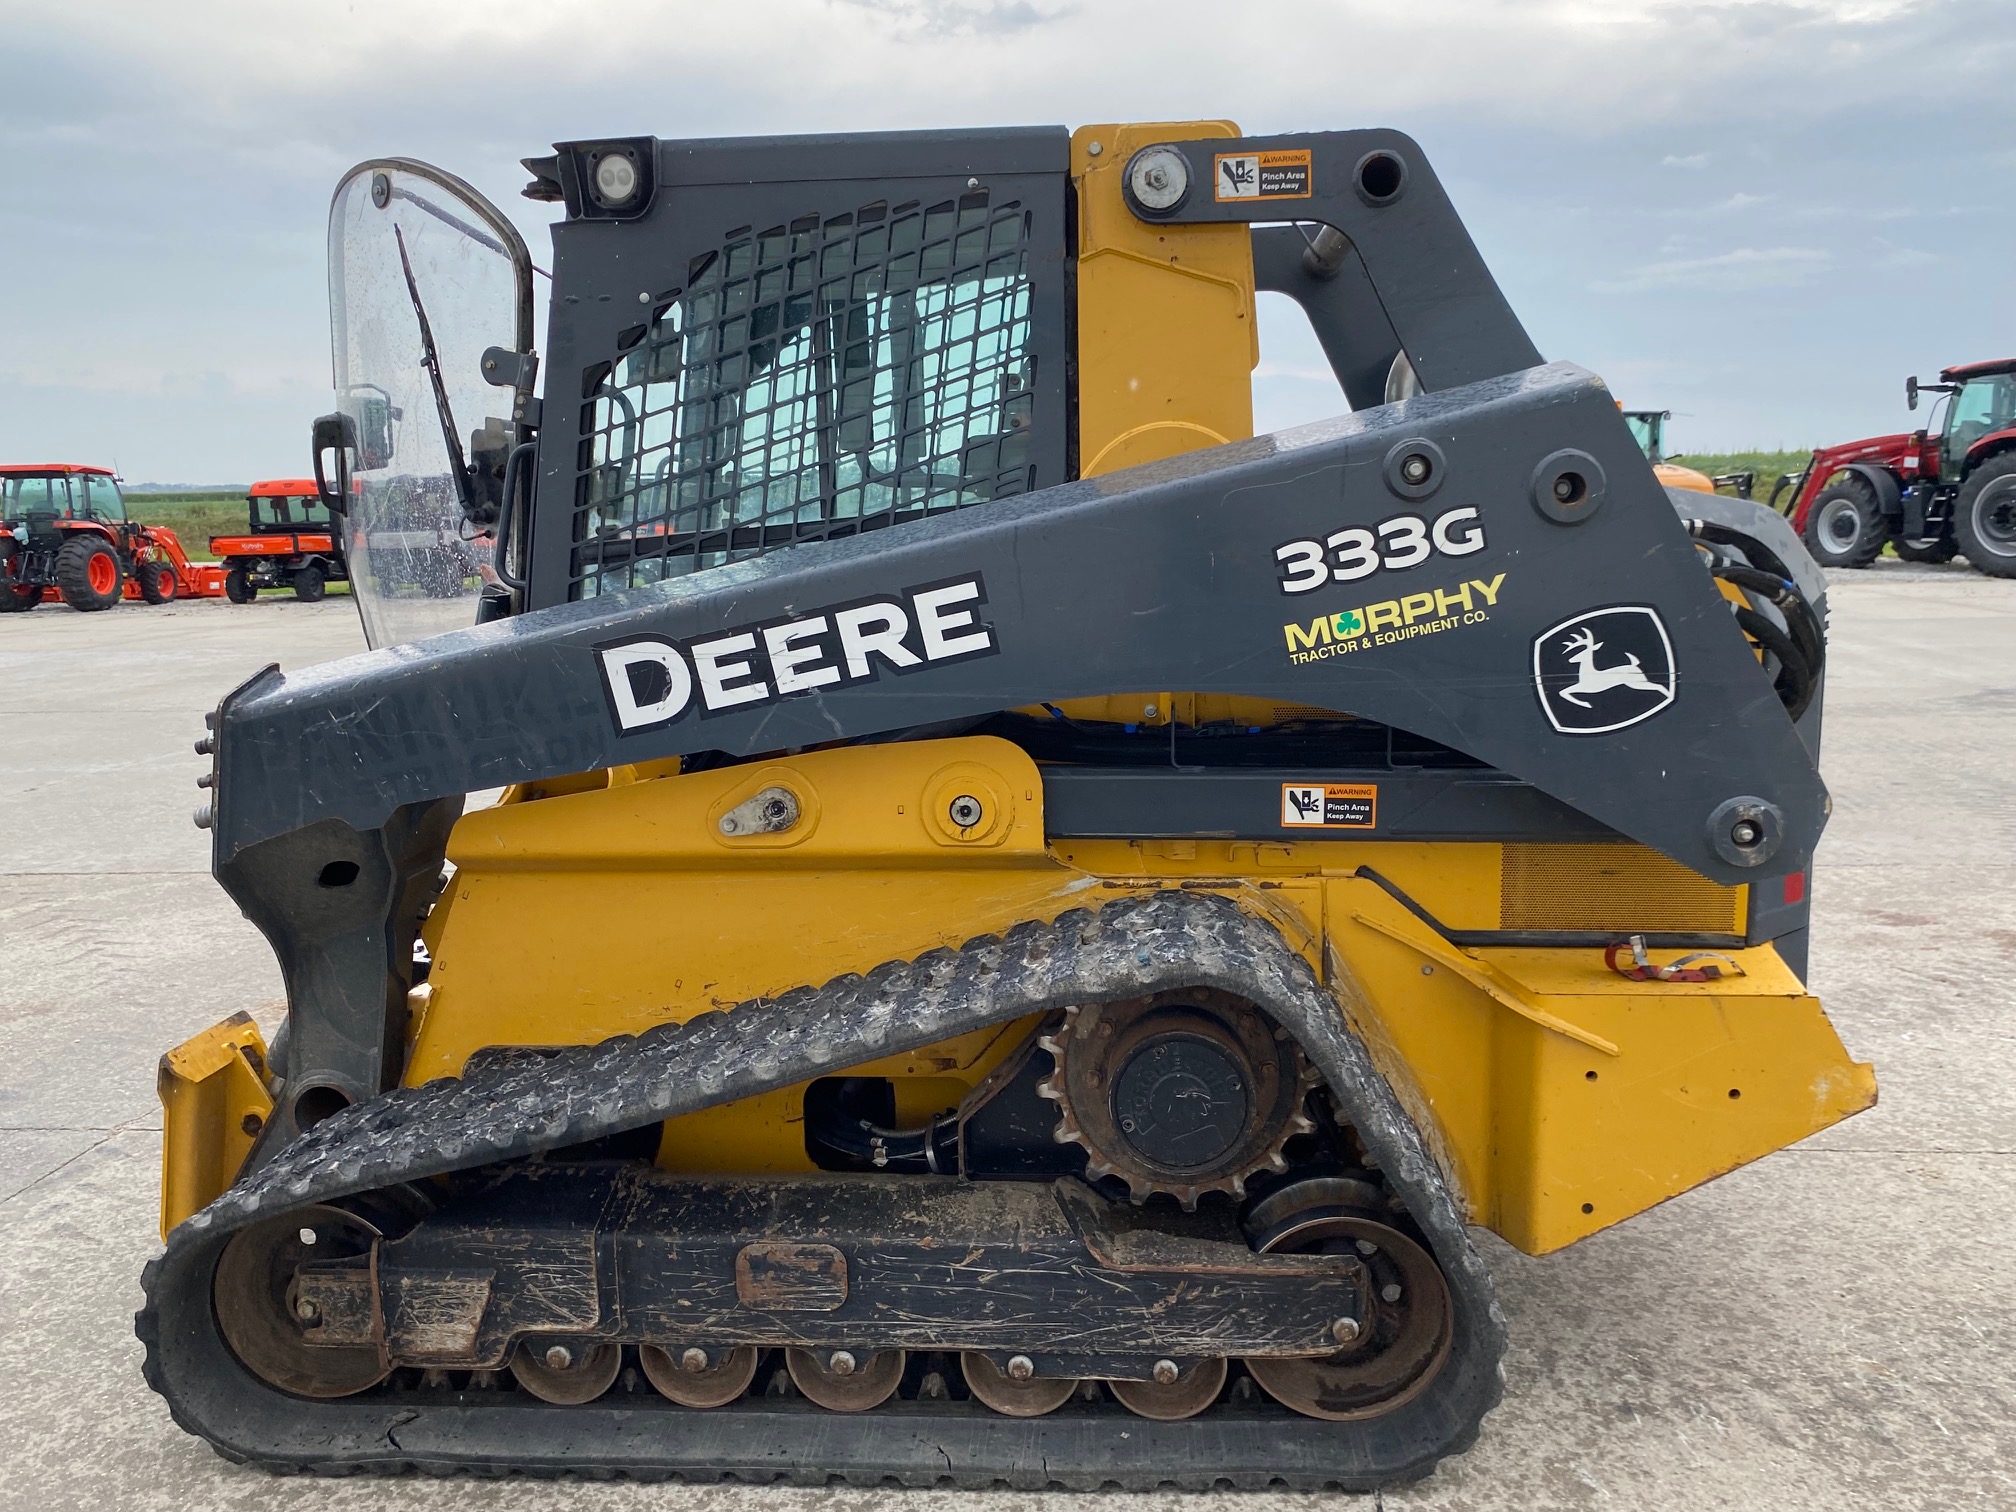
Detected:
left=84, top=477, right=127, bottom=522
left=328, top=162, right=533, bottom=649
left=1945, top=376, right=2016, bottom=478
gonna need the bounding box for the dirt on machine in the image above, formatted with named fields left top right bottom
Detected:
left=1779, top=359, right=2016, bottom=575
left=211, top=478, right=350, bottom=603
left=143, top=124, right=1872, bottom=1491
left=0, top=464, right=226, bottom=611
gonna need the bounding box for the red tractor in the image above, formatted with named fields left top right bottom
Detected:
left=0, top=464, right=226, bottom=611
left=1779, top=359, right=2016, bottom=576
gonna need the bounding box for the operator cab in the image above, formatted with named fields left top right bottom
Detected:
left=1, top=466, right=127, bottom=533
left=1909, top=359, right=2016, bottom=482
left=1621, top=409, right=1670, bottom=463
left=247, top=481, right=333, bottom=535
left=1940, top=367, right=2016, bottom=481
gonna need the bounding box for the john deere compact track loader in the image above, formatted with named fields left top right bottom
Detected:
left=143, top=123, right=1872, bottom=1489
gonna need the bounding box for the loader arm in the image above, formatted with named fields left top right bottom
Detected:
left=209, top=362, right=1818, bottom=881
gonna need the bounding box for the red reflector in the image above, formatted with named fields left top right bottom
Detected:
left=1783, top=870, right=1807, bottom=905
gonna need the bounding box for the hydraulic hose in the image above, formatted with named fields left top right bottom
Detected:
left=1709, top=560, right=1823, bottom=721
left=809, top=1110, right=961, bottom=1173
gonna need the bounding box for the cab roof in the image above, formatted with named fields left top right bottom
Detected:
left=1941, top=358, right=2016, bottom=383
left=0, top=463, right=116, bottom=477
left=249, top=479, right=323, bottom=497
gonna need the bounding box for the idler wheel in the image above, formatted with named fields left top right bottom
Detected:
left=1106, top=1357, right=1228, bottom=1421
left=640, top=1344, right=759, bottom=1408
left=961, top=1352, right=1078, bottom=1417
left=212, top=1205, right=390, bottom=1399
left=509, top=1338, right=622, bottom=1404
left=1241, top=1178, right=1454, bottom=1421
left=785, top=1347, right=905, bottom=1412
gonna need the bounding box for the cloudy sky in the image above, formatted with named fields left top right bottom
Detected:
left=2, top=0, right=2011, bottom=484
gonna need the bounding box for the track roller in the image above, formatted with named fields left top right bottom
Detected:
left=1107, top=1358, right=1228, bottom=1420
left=960, top=1352, right=1079, bottom=1417
left=639, top=1344, right=760, bottom=1408
left=508, top=1339, right=622, bottom=1404
left=785, top=1347, right=905, bottom=1412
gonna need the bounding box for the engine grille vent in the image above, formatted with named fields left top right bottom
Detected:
left=1499, top=844, right=1744, bottom=934
left=572, top=190, right=1036, bottom=597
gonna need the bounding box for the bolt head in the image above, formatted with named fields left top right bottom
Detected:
left=1382, top=1283, right=1404, bottom=1304
left=1006, top=1354, right=1035, bottom=1382
left=1401, top=454, right=1432, bottom=484
left=1355, top=1238, right=1378, bottom=1256
left=1331, top=1316, right=1361, bottom=1345
left=680, top=1346, right=709, bottom=1373
left=1731, top=819, right=1761, bottom=846
left=828, top=1350, right=857, bottom=1377
left=294, top=1298, right=319, bottom=1323
left=1127, top=145, right=1191, bottom=211
left=1152, top=1358, right=1180, bottom=1386
left=544, top=1344, right=574, bottom=1371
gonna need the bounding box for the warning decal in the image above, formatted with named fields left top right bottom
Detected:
left=1215, top=149, right=1314, bottom=202
left=1280, top=782, right=1377, bottom=829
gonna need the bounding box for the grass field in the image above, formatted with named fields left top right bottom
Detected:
left=125, top=492, right=245, bottom=559
left=1663, top=448, right=1813, bottom=508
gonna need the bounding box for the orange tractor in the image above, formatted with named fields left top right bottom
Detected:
left=0, top=464, right=225, bottom=611
left=210, top=478, right=350, bottom=603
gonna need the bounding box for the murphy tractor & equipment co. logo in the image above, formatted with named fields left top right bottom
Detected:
left=595, top=575, right=997, bottom=735
left=1283, top=573, right=1506, bottom=664
left=1531, top=605, right=1677, bottom=735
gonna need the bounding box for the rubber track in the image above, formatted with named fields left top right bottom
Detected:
left=138, top=889, right=1506, bottom=1489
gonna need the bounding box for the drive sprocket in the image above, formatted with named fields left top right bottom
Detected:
left=1037, top=989, right=1319, bottom=1208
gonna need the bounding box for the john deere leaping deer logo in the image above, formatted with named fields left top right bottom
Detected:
left=1531, top=606, right=1677, bottom=735
left=1555, top=626, right=1668, bottom=707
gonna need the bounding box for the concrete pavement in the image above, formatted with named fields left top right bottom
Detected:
left=1, top=564, right=2011, bottom=1510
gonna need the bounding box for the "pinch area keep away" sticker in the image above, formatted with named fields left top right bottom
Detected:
left=1215, top=149, right=1313, bottom=201
left=1280, top=783, right=1377, bottom=829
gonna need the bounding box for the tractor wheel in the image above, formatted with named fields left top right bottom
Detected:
left=0, top=541, right=38, bottom=612
left=224, top=566, right=257, bottom=604
left=1891, top=534, right=1958, bottom=564
left=292, top=562, right=328, bottom=602
left=1953, top=455, right=2016, bottom=578
left=138, top=561, right=180, bottom=604
left=56, top=536, right=124, bottom=610
left=1802, top=474, right=1886, bottom=568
